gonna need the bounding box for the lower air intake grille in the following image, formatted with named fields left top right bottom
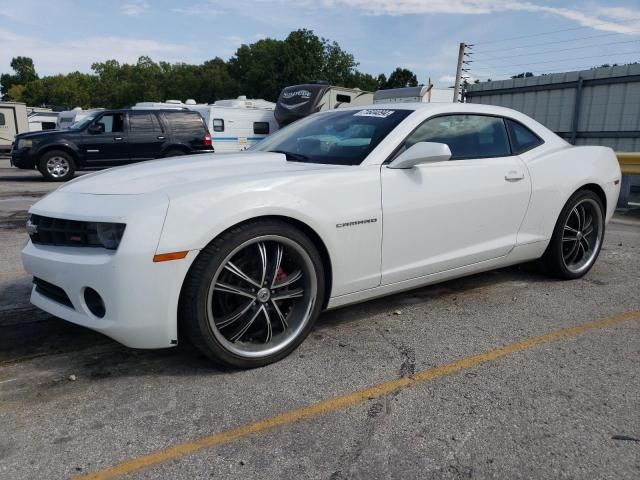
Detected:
left=33, top=277, right=74, bottom=309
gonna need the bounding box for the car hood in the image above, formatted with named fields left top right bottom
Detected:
left=59, top=152, right=342, bottom=195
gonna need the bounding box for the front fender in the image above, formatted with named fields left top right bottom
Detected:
left=157, top=168, right=383, bottom=297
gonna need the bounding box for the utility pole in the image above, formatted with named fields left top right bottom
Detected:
left=452, top=42, right=465, bottom=103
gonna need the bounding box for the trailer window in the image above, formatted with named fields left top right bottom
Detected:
left=253, top=122, right=269, bottom=135
left=213, top=118, right=224, bottom=132
left=42, top=122, right=56, bottom=130
left=336, top=94, right=351, bottom=103
left=0, top=113, right=5, bottom=126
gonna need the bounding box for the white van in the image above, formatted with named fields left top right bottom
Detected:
left=0, top=101, right=28, bottom=154
left=133, top=96, right=278, bottom=153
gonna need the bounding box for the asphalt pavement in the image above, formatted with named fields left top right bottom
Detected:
left=0, top=159, right=638, bottom=480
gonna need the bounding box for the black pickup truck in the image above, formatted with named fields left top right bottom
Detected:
left=11, top=109, right=213, bottom=181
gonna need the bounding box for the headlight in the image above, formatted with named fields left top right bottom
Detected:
left=17, top=139, right=34, bottom=149
left=95, top=222, right=127, bottom=250
left=28, top=214, right=126, bottom=250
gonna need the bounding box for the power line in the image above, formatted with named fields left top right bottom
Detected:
left=474, top=50, right=640, bottom=70
left=472, top=38, right=640, bottom=61
left=468, top=60, right=640, bottom=80
left=473, top=30, right=639, bottom=55
left=472, top=16, right=640, bottom=46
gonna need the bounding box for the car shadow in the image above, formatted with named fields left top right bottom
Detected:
left=0, top=263, right=554, bottom=381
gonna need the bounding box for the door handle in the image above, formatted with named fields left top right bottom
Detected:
left=505, top=171, right=525, bottom=182
left=157, top=136, right=165, bottom=140
left=114, top=137, right=123, bottom=141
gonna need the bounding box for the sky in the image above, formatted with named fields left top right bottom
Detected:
left=1, top=0, right=639, bottom=89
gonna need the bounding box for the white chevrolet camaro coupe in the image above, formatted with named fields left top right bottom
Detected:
left=22, top=103, right=621, bottom=367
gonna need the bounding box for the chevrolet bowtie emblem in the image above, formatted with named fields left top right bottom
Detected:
left=26, top=219, right=38, bottom=235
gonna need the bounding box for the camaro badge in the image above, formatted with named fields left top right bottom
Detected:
left=336, top=218, right=378, bottom=229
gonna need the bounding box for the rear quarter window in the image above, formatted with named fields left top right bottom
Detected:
left=506, top=119, right=543, bottom=154
left=166, top=112, right=206, bottom=135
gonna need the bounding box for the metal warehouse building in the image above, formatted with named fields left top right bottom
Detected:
left=465, top=64, right=640, bottom=152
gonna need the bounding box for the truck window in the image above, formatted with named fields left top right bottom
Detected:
left=0, top=113, right=5, bottom=126
left=253, top=122, right=269, bottom=135
left=96, top=113, right=124, bottom=133
left=129, top=113, right=162, bottom=133
left=213, top=118, right=224, bottom=132
left=167, top=112, right=206, bottom=135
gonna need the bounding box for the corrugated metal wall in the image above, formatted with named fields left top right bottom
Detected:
left=466, top=64, right=640, bottom=152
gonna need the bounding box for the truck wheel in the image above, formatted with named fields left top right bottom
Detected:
left=180, top=220, right=325, bottom=368
left=38, top=150, right=76, bottom=182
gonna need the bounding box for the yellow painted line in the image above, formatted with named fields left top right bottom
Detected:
left=0, top=270, right=27, bottom=278
left=75, top=310, right=640, bottom=480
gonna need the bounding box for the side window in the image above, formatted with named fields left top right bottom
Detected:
left=212, top=118, right=224, bottom=132
left=506, top=119, right=543, bottom=154
left=129, top=113, right=162, bottom=133
left=253, top=122, right=269, bottom=135
left=0, top=113, right=5, bottom=126
left=96, top=113, right=124, bottom=133
left=403, top=114, right=511, bottom=160
left=167, top=112, right=205, bottom=135
left=336, top=94, right=351, bottom=103
left=42, top=122, right=57, bottom=130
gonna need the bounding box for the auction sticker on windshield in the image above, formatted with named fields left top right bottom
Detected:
left=354, top=109, right=396, bottom=118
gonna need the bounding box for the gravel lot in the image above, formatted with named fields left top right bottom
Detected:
left=0, top=159, right=638, bottom=480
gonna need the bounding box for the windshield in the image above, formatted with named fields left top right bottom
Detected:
left=252, top=108, right=412, bottom=165
left=68, top=115, right=97, bottom=131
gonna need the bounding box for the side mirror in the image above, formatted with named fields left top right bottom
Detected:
left=88, top=124, right=104, bottom=134
left=388, top=142, right=451, bottom=169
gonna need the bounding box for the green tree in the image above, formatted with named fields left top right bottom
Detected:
left=382, top=68, right=418, bottom=88
left=1, top=56, right=39, bottom=100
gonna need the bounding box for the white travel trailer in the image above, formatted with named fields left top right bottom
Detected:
left=133, top=96, right=278, bottom=153
left=27, top=107, right=59, bottom=132
left=275, top=83, right=373, bottom=126
left=0, top=101, right=28, bottom=154
left=373, top=85, right=453, bottom=104
left=57, top=107, right=104, bottom=129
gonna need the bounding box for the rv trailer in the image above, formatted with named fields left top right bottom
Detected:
left=274, top=82, right=373, bottom=127
left=57, top=107, right=105, bottom=129
left=0, top=102, right=28, bottom=154
left=27, top=107, right=60, bottom=132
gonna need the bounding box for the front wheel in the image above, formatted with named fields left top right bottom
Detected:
left=38, top=150, right=76, bottom=182
left=542, top=190, right=605, bottom=279
left=180, top=221, right=325, bottom=368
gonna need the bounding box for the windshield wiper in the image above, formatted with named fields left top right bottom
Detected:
left=269, top=150, right=310, bottom=162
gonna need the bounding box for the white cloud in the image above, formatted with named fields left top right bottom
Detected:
left=121, top=0, right=150, bottom=16
left=171, top=3, right=224, bottom=16
left=0, top=27, right=191, bottom=75
left=325, top=1, right=640, bottom=34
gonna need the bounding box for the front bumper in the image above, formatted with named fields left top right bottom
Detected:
left=11, top=147, right=37, bottom=169
left=21, top=191, right=196, bottom=349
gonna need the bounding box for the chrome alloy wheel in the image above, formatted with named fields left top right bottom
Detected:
left=46, top=156, right=71, bottom=179
left=206, top=235, right=317, bottom=358
left=561, top=198, right=603, bottom=275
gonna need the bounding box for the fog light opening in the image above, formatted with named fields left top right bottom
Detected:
left=84, top=287, right=106, bottom=318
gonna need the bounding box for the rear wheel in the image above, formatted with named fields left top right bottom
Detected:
left=180, top=220, right=325, bottom=368
left=542, top=190, right=605, bottom=279
left=38, top=150, right=76, bottom=182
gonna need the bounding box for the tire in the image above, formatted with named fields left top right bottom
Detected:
left=541, top=190, right=605, bottom=279
left=180, top=220, right=325, bottom=368
left=163, top=149, right=186, bottom=158
left=38, top=150, right=76, bottom=182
